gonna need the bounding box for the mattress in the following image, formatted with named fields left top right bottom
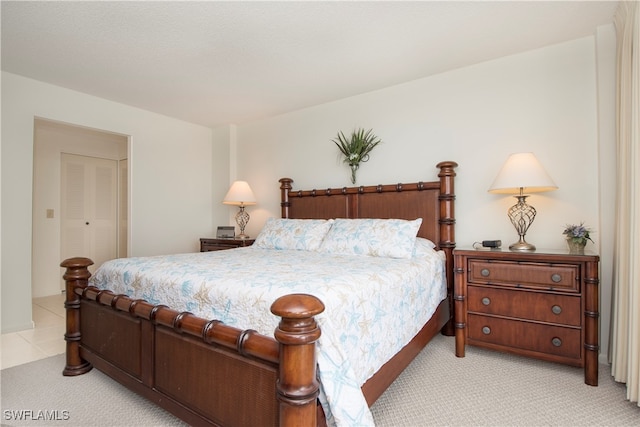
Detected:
left=90, top=245, right=447, bottom=426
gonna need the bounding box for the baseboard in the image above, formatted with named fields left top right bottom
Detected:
left=1, top=320, right=35, bottom=334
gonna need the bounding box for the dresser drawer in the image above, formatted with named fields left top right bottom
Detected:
left=200, top=238, right=255, bottom=252
left=468, top=260, right=579, bottom=292
left=468, top=314, right=581, bottom=360
left=201, top=243, right=234, bottom=252
left=468, top=286, right=581, bottom=326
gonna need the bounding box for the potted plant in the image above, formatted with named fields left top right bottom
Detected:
left=562, top=222, right=594, bottom=254
left=332, top=128, right=382, bottom=184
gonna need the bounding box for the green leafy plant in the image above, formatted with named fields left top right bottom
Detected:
left=563, top=222, right=594, bottom=245
left=332, top=128, right=382, bottom=184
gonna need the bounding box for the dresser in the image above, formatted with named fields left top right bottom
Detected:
left=453, top=248, right=600, bottom=385
left=200, top=238, right=255, bottom=252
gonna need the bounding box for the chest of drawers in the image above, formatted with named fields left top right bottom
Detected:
left=453, top=248, right=600, bottom=386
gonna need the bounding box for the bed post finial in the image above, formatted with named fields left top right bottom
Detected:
left=279, top=178, right=293, bottom=219
left=60, top=257, right=94, bottom=376
left=271, top=293, right=324, bottom=427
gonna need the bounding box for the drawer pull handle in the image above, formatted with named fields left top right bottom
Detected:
left=551, top=273, right=562, bottom=283
left=482, top=326, right=491, bottom=335
left=551, top=305, right=562, bottom=315
left=481, top=268, right=490, bottom=277
left=552, top=337, right=562, bottom=347
left=482, top=297, right=491, bottom=306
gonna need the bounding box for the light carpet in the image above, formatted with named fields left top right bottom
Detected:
left=1, top=334, right=638, bottom=426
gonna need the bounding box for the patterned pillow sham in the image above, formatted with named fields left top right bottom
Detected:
left=254, top=218, right=334, bottom=251
left=318, top=218, right=423, bottom=259
left=412, top=237, right=437, bottom=257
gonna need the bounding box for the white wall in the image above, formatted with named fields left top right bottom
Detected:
left=235, top=35, right=616, bottom=361
left=212, top=124, right=234, bottom=231
left=1, top=72, right=223, bottom=333
left=237, top=36, right=603, bottom=247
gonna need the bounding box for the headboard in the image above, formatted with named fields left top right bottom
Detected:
left=279, top=161, right=457, bottom=250
left=278, top=160, right=458, bottom=316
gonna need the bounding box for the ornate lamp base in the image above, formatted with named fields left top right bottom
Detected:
left=509, top=238, right=536, bottom=252
left=235, top=205, right=251, bottom=239
left=507, top=193, right=537, bottom=252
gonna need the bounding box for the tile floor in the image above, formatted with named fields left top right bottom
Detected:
left=1, top=293, right=66, bottom=370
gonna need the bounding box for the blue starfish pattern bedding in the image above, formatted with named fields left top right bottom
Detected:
left=90, top=243, right=446, bottom=426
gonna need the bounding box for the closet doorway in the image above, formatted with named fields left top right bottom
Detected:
left=32, top=119, right=129, bottom=298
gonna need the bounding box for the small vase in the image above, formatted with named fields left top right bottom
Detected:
left=567, top=238, right=586, bottom=254
left=349, top=163, right=359, bottom=184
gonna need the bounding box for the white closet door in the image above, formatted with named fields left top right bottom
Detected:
left=61, top=153, right=117, bottom=273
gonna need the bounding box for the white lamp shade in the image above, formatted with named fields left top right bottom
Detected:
left=488, top=152, right=558, bottom=194
left=223, top=181, right=257, bottom=206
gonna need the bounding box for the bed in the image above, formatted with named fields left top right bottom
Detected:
left=60, top=160, right=457, bottom=427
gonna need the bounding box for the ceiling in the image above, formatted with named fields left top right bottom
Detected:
left=1, top=1, right=619, bottom=128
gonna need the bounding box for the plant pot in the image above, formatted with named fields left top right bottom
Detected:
left=567, top=238, right=587, bottom=254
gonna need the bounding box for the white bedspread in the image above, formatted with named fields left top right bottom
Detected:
left=90, top=246, right=447, bottom=426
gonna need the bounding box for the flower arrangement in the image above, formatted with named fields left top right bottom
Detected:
left=332, top=128, right=382, bottom=184
left=563, top=222, right=594, bottom=245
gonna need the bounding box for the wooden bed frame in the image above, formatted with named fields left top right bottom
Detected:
left=60, top=161, right=457, bottom=427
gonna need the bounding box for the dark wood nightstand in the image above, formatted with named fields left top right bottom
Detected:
left=453, top=248, right=600, bottom=386
left=200, top=238, right=255, bottom=252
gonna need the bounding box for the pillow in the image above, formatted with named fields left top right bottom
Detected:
left=253, top=218, right=334, bottom=251
left=412, top=237, right=437, bottom=258
left=318, top=218, right=422, bottom=259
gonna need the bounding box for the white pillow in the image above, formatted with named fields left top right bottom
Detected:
left=318, top=218, right=422, bottom=259
left=412, top=237, right=437, bottom=258
left=254, top=218, right=334, bottom=251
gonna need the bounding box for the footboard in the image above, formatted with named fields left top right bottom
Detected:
left=61, top=257, right=324, bottom=427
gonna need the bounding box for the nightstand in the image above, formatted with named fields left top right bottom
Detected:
left=453, top=248, right=600, bottom=386
left=200, top=238, right=255, bottom=252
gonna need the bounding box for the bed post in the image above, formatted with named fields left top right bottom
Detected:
left=280, top=178, right=293, bottom=219
left=271, top=294, right=325, bottom=427
left=60, top=257, right=94, bottom=376
left=437, top=161, right=458, bottom=336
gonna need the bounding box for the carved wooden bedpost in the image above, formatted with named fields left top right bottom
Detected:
left=271, top=293, right=324, bottom=427
left=453, top=251, right=467, bottom=357
left=437, top=161, right=458, bottom=336
left=60, top=257, right=93, bottom=376
left=280, top=178, right=293, bottom=219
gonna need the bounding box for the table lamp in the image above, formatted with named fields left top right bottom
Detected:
left=488, top=152, right=558, bottom=251
left=223, top=180, right=257, bottom=239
